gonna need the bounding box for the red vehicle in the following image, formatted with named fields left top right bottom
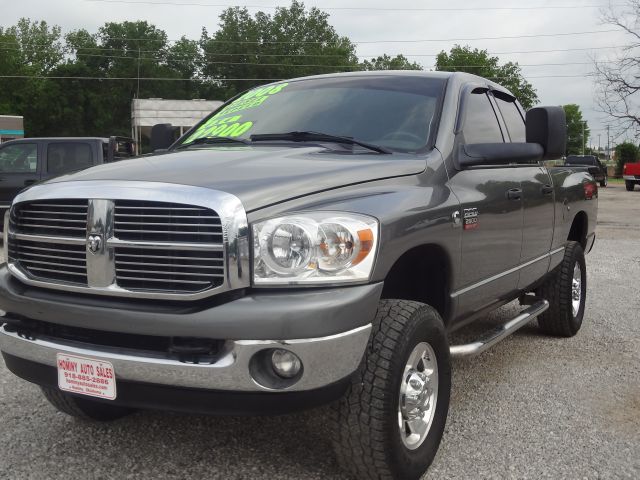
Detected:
left=623, top=162, right=640, bottom=191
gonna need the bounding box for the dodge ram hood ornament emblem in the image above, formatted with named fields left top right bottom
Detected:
left=87, top=234, right=103, bottom=254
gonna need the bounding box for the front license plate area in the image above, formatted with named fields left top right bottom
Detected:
left=56, top=353, right=117, bottom=400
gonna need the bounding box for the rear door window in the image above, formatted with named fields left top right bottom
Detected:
left=0, top=143, right=37, bottom=173
left=47, top=143, right=93, bottom=174
left=463, top=90, right=504, bottom=143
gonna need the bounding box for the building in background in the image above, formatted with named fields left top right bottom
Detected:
left=0, top=116, right=24, bottom=143
left=131, top=99, right=222, bottom=152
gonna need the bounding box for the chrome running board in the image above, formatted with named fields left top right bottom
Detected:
left=449, top=299, right=549, bottom=358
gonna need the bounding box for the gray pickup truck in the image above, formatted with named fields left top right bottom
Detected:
left=0, top=72, right=597, bottom=480
left=0, top=136, right=135, bottom=225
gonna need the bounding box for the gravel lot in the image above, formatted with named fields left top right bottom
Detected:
left=0, top=183, right=638, bottom=479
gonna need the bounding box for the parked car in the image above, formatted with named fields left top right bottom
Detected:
left=0, top=137, right=135, bottom=224
left=565, top=154, right=608, bottom=187
left=623, top=161, right=640, bottom=191
left=0, top=72, right=597, bottom=480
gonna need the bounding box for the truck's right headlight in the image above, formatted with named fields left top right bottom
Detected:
left=252, top=212, right=379, bottom=286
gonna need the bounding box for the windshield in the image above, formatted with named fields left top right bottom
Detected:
left=177, top=75, right=446, bottom=152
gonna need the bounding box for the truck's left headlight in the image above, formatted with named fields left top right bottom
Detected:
left=252, top=212, right=379, bottom=286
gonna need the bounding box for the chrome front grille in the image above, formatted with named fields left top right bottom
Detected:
left=113, top=200, right=223, bottom=243
left=11, top=199, right=88, bottom=238
left=114, top=247, right=224, bottom=293
left=5, top=182, right=249, bottom=301
left=7, top=238, right=88, bottom=285
left=8, top=200, right=89, bottom=285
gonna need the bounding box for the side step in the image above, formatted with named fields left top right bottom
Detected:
left=449, top=299, right=549, bottom=358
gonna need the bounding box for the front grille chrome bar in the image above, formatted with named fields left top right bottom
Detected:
left=107, top=238, right=224, bottom=251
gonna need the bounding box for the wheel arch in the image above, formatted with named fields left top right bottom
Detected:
left=567, top=210, right=588, bottom=249
left=380, top=244, right=452, bottom=323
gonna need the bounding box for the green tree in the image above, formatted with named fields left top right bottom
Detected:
left=615, top=141, right=639, bottom=174
left=563, top=104, right=590, bottom=155
left=200, top=1, right=358, bottom=97
left=361, top=54, right=422, bottom=71
left=0, top=19, right=66, bottom=136
left=436, top=45, right=538, bottom=109
left=0, top=29, right=23, bottom=114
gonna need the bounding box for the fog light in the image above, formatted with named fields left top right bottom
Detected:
left=271, top=349, right=301, bottom=378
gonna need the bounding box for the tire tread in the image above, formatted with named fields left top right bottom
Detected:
left=328, top=300, right=445, bottom=480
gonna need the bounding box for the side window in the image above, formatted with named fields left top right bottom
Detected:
left=47, top=143, right=92, bottom=174
left=0, top=143, right=37, bottom=173
left=494, top=95, right=526, bottom=142
left=463, top=91, right=504, bottom=143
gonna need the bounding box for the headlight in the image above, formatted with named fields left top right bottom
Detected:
left=253, top=212, right=378, bottom=285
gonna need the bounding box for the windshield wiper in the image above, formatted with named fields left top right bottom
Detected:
left=250, top=131, right=392, bottom=154
left=176, top=136, right=252, bottom=149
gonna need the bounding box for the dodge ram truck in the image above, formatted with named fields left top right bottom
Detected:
left=0, top=72, right=597, bottom=480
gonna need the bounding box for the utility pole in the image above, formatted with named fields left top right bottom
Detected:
left=598, top=134, right=601, bottom=153
left=607, top=125, right=611, bottom=160
left=582, top=121, right=586, bottom=155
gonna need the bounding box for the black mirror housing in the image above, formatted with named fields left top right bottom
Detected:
left=526, top=106, right=566, bottom=160
left=458, top=143, right=544, bottom=168
left=150, top=123, right=176, bottom=151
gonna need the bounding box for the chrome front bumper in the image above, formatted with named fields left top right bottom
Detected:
left=0, top=324, right=371, bottom=392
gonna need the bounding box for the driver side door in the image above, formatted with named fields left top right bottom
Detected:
left=447, top=89, right=525, bottom=323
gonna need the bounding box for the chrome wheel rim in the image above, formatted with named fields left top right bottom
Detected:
left=572, top=262, right=582, bottom=317
left=398, top=342, right=438, bottom=450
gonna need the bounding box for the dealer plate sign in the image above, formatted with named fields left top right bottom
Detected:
left=56, top=353, right=117, bottom=400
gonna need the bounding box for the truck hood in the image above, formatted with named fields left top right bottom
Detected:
left=42, top=145, right=427, bottom=211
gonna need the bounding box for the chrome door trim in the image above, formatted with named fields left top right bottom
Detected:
left=451, top=246, right=565, bottom=298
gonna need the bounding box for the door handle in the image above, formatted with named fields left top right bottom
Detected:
left=506, top=188, right=522, bottom=201
left=541, top=184, right=554, bottom=195
left=24, top=180, right=36, bottom=186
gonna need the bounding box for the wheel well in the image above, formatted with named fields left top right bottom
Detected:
left=568, top=211, right=588, bottom=249
left=380, top=244, right=451, bottom=321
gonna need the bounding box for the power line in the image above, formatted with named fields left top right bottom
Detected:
left=0, top=47, right=611, bottom=68
left=0, top=42, right=628, bottom=58
left=0, top=73, right=597, bottom=81
left=0, top=75, right=278, bottom=81
left=83, top=0, right=625, bottom=12
left=0, top=45, right=613, bottom=66
left=0, top=28, right=626, bottom=47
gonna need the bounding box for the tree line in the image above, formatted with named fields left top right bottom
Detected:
left=0, top=1, right=541, bottom=139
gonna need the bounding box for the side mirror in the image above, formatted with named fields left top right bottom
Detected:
left=150, top=123, right=175, bottom=151
left=526, top=106, right=566, bottom=160
left=458, top=143, right=544, bottom=168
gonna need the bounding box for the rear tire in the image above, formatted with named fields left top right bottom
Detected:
left=535, top=241, right=586, bottom=337
left=329, top=300, right=451, bottom=480
left=41, top=387, right=134, bottom=421
left=626, top=181, right=635, bottom=191
left=600, top=177, right=607, bottom=187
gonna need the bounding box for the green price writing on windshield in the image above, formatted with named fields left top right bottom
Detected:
left=185, top=82, right=289, bottom=143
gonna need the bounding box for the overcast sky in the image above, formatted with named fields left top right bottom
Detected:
left=2, top=0, right=636, bottom=148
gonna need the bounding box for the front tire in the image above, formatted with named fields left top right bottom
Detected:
left=600, top=177, right=607, bottom=187
left=329, top=300, right=451, bottom=480
left=41, top=387, right=134, bottom=421
left=626, top=181, right=635, bottom=191
left=535, top=241, right=586, bottom=337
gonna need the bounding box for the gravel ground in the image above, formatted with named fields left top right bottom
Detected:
left=0, top=183, right=638, bottom=479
